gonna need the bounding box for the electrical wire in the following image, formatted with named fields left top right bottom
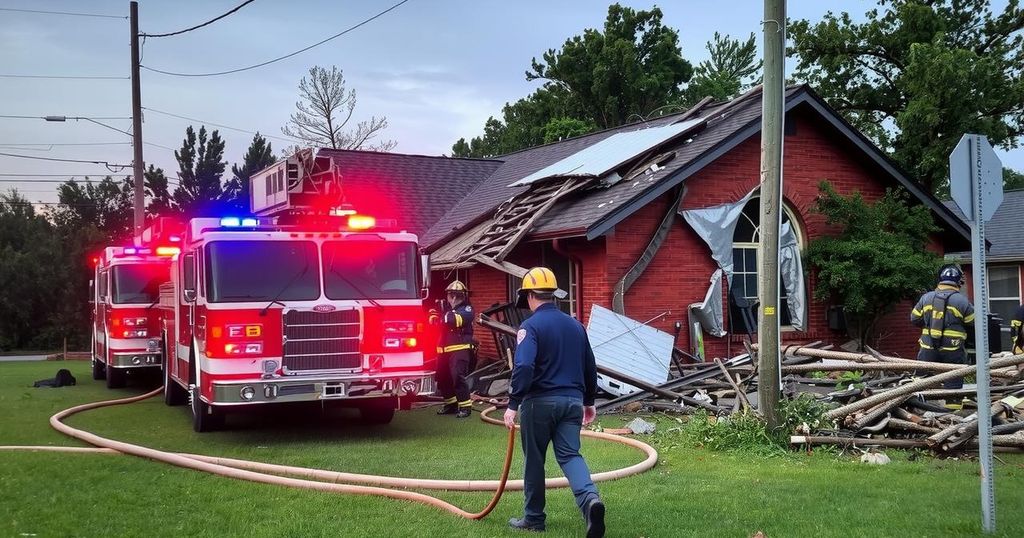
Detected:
left=0, top=142, right=130, bottom=147
left=0, top=174, right=133, bottom=177
left=141, top=0, right=257, bottom=37
left=0, top=152, right=131, bottom=172
left=141, top=0, right=411, bottom=77
left=0, top=74, right=129, bottom=80
left=0, top=115, right=131, bottom=120
left=0, top=7, right=126, bottom=19
left=142, top=106, right=300, bottom=144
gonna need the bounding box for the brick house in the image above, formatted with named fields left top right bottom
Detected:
left=944, top=190, right=1024, bottom=351
left=330, top=84, right=970, bottom=362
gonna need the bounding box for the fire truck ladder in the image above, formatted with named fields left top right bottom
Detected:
left=455, top=177, right=594, bottom=273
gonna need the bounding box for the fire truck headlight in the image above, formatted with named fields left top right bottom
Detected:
left=240, top=386, right=256, bottom=401
left=244, top=342, right=263, bottom=354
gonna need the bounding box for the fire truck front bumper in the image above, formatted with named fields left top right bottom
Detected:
left=210, top=371, right=436, bottom=405
left=110, top=351, right=162, bottom=369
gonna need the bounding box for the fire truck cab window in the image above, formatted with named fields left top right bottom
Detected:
left=323, top=241, right=418, bottom=300
left=111, top=264, right=170, bottom=304
left=205, top=241, right=319, bottom=303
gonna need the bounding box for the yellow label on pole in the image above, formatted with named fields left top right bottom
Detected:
left=764, top=306, right=775, bottom=315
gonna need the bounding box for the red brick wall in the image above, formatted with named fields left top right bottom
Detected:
left=444, top=106, right=950, bottom=362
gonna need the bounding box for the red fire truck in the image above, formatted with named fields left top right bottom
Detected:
left=159, top=150, right=436, bottom=431
left=91, top=218, right=183, bottom=388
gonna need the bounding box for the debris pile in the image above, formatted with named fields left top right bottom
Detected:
left=475, top=305, right=1024, bottom=455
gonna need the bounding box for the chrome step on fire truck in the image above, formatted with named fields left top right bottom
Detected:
left=91, top=218, right=183, bottom=388
left=159, top=149, right=436, bottom=432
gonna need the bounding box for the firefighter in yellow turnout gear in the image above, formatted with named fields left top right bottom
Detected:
left=431, top=281, right=475, bottom=418
left=911, top=265, right=975, bottom=407
left=1011, top=303, right=1024, bottom=355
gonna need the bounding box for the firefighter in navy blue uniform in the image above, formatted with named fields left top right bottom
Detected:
left=911, top=265, right=975, bottom=407
left=503, top=267, right=604, bottom=538
left=430, top=281, right=475, bottom=418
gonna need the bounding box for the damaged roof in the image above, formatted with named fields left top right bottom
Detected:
left=944, top=189, right=1024, bottom=262
left=317, top=148, right=501, bottom=238
left=425, top=84, right=971, bottom=256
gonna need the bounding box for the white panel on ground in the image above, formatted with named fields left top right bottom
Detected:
left=586, top=304, right=674, bottom=397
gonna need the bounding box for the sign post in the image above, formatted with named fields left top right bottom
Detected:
left=949, top=133, right=1004, bottom=534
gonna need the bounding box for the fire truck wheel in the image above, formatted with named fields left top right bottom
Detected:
left=105, top=365, right=126, bottom=389
left=359, top=398, right=397, bottom=425
left=191, top=387, right=223, bottom=432
left=91, top=357, right=106, bottom=381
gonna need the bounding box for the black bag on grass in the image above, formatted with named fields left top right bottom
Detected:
left=33, top=368, right=77, bottom=388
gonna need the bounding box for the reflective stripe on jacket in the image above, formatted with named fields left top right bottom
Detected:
left=911, top=285, right=974, bottom=354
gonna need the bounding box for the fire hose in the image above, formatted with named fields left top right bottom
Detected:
left=4, top=388, right=658, bottom=520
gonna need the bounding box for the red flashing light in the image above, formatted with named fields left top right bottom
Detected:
left=347, top=214, right=375, bottom=230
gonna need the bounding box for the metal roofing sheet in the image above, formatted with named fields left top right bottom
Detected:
left=508, top=119, right=704, bottom=187
left=586, top=304, right=674, bottom=397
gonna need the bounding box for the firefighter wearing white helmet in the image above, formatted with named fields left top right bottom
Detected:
left=505, top=267, right=605, bottom=537
left=430, top=280, right=475, bottom=418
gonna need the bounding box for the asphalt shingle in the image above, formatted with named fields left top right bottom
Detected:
left=944, top=189, right=1024, bottom=260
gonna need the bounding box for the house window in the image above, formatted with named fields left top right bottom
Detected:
left=989, top=265, right=1021, bottom=351
left=729, top=197, right=801, bottom=329
left=505, top=244, right=581, bottom=319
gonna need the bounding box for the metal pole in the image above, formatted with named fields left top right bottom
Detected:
left=969, top=134, right=996, bottom=533
left=757, top=0, right=785, bottom=427
left=130, top=1, right=145, bottom=244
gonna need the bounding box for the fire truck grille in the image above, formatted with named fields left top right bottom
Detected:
left=282, top=309, right=361, bottom=371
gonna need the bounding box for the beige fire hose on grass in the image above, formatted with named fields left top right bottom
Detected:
left=2, top=388, right=658, bottom=520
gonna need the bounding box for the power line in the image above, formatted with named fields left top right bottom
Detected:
left=0, top=174, right=132, bottom=177
left=0, top=142, right=130, bottom=147
left=142, top=106, right=300, bottom=144
left=0, top=178, right=181, bottom=186
left=0, top=74, right=128, bottom=80
left=0, top=151, right=132, bottom=171
left=0, top=7, right=126, bottom=19
left=141, top=0, right=257, bottom=38
left=141, top=0, right=411, bottom=77
left=0, top=115, right=132, bottom=120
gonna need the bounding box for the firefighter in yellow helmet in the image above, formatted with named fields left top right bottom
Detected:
left=504, top=267, right=604, bottom=537
left=431, top=280, right=475, bottom=418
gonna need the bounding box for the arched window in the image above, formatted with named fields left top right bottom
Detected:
left=731, top=198, right=802, bottom=327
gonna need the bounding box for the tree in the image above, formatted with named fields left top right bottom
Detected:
left=1005, top=167, right=1024, bottom=190
left=806, top=182, right=942, bottom=350
left=452, top=3, right=692, bottom=157
left=0, top=190, right=64, bottom=350
left=790, top=0, right=1024, bottom=195
left=224, top=133, right=276, bottom=213
left=527, top=4, right=693, bottom=128
left=172, top=125, right=228, bottom=217
left=282, top=65, right=396, bottom=152
left=683, top=32, right=762, bottom=105
left=145, top=164, right=174, bottom=218
left=49, top=176, right=134, bottom=241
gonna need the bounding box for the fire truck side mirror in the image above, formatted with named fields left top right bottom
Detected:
left=420, top=253, right=431, bottom=293
left=183, top=253, right=197, bottom=302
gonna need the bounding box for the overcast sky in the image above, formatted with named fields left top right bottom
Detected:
left=1, top=0, right=1020, bottom=204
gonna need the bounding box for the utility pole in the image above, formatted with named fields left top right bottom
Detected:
left=130, top=1, right=144, bottom=244
left=757, top=0, right=785, bottom=427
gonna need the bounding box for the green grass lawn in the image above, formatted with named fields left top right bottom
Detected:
left=2, top=360, right=1023, bottom=537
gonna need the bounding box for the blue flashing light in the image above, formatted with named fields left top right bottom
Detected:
left=220, top=217, right=241, bottom=227
left=241, top=217, right=258, bottom=227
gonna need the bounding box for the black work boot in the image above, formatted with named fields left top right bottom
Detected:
left=508, top=517, right=545, bottom=532
left=584, top=498, right=605, bottom=538
left=455, top=407, right=472, bottom=418
left=436, top=403, right=457, bottom=415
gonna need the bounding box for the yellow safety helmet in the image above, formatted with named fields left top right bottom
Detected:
left=445, top=280, right=468, bottom=294
left=515, top=267, right=559, bottom=308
